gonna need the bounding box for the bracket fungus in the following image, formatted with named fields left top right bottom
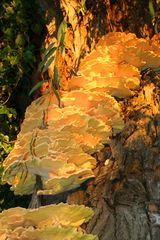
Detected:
left=69, top=32, right=160, bottom=97
left=2, top=93, right=112, bottom=195
left=2, top=32, right=160, bottom=197
left=0, top=203, right=98, bottom=240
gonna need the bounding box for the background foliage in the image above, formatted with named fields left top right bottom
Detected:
left=0, top=0, right=45, bottom=211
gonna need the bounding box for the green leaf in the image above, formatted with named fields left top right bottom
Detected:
left=57, top=20, right=67, bottom=46
left=0, top=106, right=16, bottom=118
left=79, top=0, right=86, bottom=15
left=59, top=33, right=65, bottom=46
left=38, top=47, right=57, bottom=72
left=29, top=80, right=47, bottom=96
left=8, top=108, right=17, bottom=118
left=0, top=106, right=8, bottom=115
left=45, top=47, right=57, bottom=60
left=42, top=42, right=55, bottom=56
left=15, top=33, right=25, bottom=46
left=60, top=45, right=65, bottom=58
left=52, top=87, right=61, bottom=108
left=42, top=56, right=55, bottom=73
left=0, top=133, right=13, bottom=154
left=53, top=66, right=59, bottom=90
left=4, top=28, right=14, bottom=39
left=23, top=50, right=33, bottom=62
left=10, top=56, right=19, bottom=66
left=5, top=6, right=14, bottom=14
left=149, top=0, right=155, bottom=18
left=81, top=0, right=86, bottom=8
left=38, top=59, right=46, bottom=72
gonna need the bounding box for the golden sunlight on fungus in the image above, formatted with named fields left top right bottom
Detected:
left=2, top=32, right=160, bottom=196
left=19, top=227, right=98, bottom=240
left=62, top=90, right=124, bottom=134
left=0, top=204, right=98, bottom=240
left=69, top=31, right=160, bottom=98
left=3, top=93, right=109, bottom=195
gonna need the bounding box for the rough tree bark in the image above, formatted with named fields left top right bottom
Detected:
left=67, top=70, right=160, bottom=240
left=37, top=0, right=160, bottom=239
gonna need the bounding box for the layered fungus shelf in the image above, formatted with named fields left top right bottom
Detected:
left=1, top=32, right=160, bottom=239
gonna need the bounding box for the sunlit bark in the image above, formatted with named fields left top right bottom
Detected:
left=34, top=1, right=160, bottom=239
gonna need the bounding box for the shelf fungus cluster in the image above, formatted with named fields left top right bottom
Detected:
left=69, top=32, right=160, bottom=97
left=0, top=203, right=97, bottom=240
left=2, top=32, right=160, bottom=197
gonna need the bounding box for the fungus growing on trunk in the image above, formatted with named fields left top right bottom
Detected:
left=2, top=32, right=160, bottom=198
left=0, top=203, right=97, bottom=240
left=69, top=32, right=160, bottom=97
left=2, top=94, right=112, bottom=195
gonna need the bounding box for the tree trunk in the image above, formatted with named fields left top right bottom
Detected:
left=37, top=0, right=160, bottom=239
left=67, top=69, right=160, bottom=239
